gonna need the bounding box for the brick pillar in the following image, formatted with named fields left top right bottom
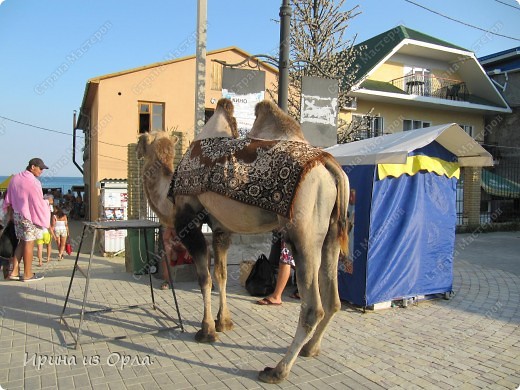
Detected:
left=127, top=132, right=185, bottom=221
left=462, top=167, right=482, bottom=227
left=127, top=144, right=144, bottom=220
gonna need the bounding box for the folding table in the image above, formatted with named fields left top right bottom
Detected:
left=60, top=219, right=184, bottom=349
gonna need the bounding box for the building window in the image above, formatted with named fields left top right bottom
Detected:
left=351, top=114, right=384, bottom=140
left=459, top=124, right=474, bottom=137
left=403, top=119, right=431, bottom=131
left=138, top=102, right=164, bottom=133
left=211, top=62, right=223, bottom=91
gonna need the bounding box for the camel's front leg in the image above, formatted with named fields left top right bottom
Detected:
left=193, top=247, right=217, bottom=342
left=212, top=229, right=233, bottom=332
left=175, top=202, right=217, bottom=343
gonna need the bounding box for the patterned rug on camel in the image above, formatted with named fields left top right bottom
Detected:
left=169, top=137, right=327, bottom=218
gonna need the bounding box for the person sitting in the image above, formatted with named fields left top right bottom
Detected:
left=257, top=237, right=298, bottom=306
left=160, top=227, right=193, bottom=290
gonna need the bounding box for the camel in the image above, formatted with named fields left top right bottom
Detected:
left=167, top=98, right=350, bottom=384
left=136, top=131, right=177, bottom=228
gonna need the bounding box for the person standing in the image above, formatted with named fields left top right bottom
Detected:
left=43, top=189, right=54, bottom=213
left=36, top=196, right=54, bottom=266
left=3, top=158, right=50, bottom=282
left=51, top=206, right=69, bottom=260
left=36, top=228, right=53, bottom=266
left=73, top=191, right=83, bottom=219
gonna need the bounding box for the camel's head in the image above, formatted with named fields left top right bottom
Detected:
left=136, top=131, right=178, bottom=173
left=248, top=100, right=307, bottom=142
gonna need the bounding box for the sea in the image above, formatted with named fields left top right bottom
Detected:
left=0, top=175, right=84, bottom=194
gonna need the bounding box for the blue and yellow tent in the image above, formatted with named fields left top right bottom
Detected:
left=326, top=124, right=493, bottom=308
left=0, top=175, right=13, bottom=192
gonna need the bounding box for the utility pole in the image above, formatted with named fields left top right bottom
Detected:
left=194, top=0, right=207, bottom=135
left=278, top=0, right=291, bottom=112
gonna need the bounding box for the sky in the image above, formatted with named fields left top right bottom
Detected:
left=0, top=0, right=519, bottom=178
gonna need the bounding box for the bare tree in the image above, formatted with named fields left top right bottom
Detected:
left=269, top=0, right=361, bottom=137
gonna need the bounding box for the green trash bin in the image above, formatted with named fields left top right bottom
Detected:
left=127, top=229, right=157, bottom=275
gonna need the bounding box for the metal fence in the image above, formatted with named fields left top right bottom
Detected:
left=456, top=146, right=520, bottom=225
left=390, top=75, right=468, bottom=101
left=480, top=146, right=520, bottom=223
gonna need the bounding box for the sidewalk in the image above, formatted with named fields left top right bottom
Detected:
left=0, top=220, right=519, bottom=389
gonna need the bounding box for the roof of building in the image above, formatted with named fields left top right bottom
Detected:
left=337, top=25, right=510, bottom=112
left=479, top=47, right=520, bottom=73
left=87, top=46, right=278, bottom=83
left=344, top=25, right=470, bottom=85
left=76, top=46, right=277, bottom=130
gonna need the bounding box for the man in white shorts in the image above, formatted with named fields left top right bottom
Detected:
left=4, top=158, right=51, bottom=282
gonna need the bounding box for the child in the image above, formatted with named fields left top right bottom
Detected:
left=51, top=206, right=69, bottom=260
left=36, top=228, right=52, bottom=266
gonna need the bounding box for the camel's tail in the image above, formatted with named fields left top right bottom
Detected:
left=324, top=154, right=350, bottom=256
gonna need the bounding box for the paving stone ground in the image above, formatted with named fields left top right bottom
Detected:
left=0, top=221, right=519, bottom=389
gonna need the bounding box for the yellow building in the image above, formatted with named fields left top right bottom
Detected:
left=341, top=26, right=510, bottom=139
left=75, top=47, right=278, bottom=220
left=340, top=26, right=511, bottom=226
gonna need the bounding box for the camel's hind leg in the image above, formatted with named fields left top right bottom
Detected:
left=258, top=236, right=325, bottom=384
left=300, top=223, right=342, bottom=357
left=175, top=202, right=217, bottom=343
left=212, top=228, right=234, bottom=332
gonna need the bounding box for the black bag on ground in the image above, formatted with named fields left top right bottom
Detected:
left=245, top=254, right=276, bottom=296
left=0, top=221, right=18, bottom=279
left=267, top=231, right=282, bottom=270
left=0, top=221, right=17, bottom=259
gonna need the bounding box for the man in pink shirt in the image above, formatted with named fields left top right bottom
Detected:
left=4, top=158, right=51, bottom=282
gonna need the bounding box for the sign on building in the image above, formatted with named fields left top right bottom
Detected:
left=222, top=68, right=265, bottom=138
left=301, top=76, right=339, bottom=147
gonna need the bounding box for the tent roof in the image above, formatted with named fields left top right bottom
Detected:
left=325, top=123, right=493, bottom=167
left=0, top=174, right=13, bottom=189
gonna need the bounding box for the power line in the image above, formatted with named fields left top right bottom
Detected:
left=494, top=0, right=520, bottom=11
left=0, top=114, right=128, bottom=147
left=404, top=0, right=520, bottom=41
left=0, top=115, right=74, bottom=136
left=98, top=154, right=128, bottom=162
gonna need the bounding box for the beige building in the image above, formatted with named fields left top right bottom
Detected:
left=75, top=47, right=278, bottom=220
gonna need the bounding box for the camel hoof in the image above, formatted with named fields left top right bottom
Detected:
left=258, top=367, right=285, bottom=384
left=195, top=329, right=218, bottom=343
left=299, top=345, right=320, bottom=357
left=215, top=319, right=234, bottom=332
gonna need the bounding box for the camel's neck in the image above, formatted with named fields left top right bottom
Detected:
left=142, top=161, right=175, bottom=227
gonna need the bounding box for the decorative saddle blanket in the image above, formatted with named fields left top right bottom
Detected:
left=168, top=137, right=327, bottom=218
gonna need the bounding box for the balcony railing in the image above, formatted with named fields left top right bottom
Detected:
left=390, top=75, right=468, bottom=101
